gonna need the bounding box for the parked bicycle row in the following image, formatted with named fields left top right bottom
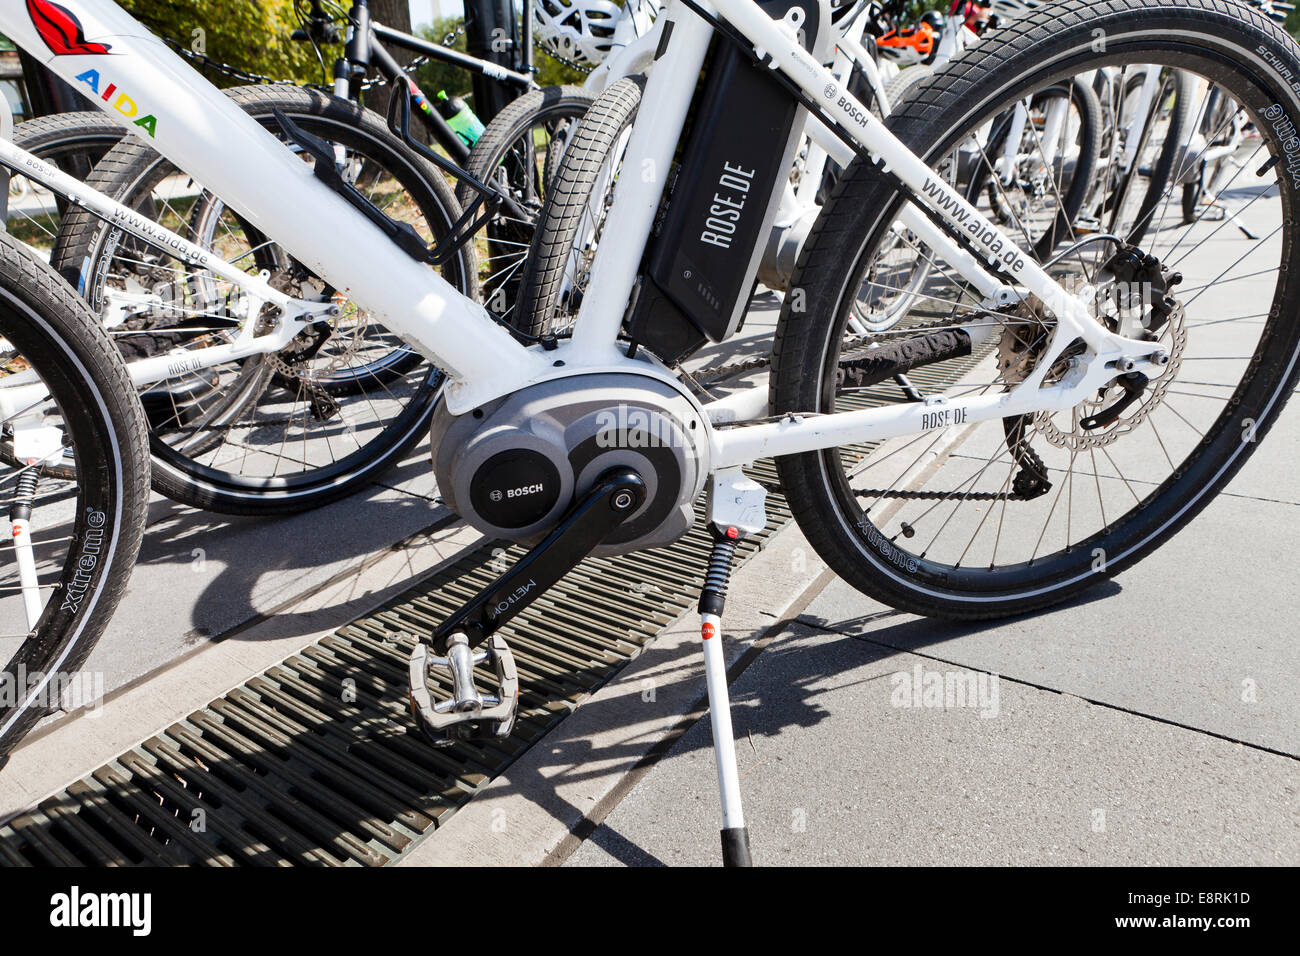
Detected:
left=1, top=0, right=1296, bottom=864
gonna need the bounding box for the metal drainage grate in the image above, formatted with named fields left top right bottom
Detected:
left=0, top=464, right=791, bottom=866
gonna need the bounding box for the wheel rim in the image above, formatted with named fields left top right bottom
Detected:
left=812, top=48, right=1297, bottom=599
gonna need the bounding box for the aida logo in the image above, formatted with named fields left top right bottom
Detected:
left=73, top=69, right=158, bottom=137
left=24, top=3, right=155, bottom=136
left=26, top=0, right=112, bottom=56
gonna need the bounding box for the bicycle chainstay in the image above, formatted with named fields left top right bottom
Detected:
left=692, top=310, right=980, bottom=387
left=699, top=311, right=1053, bottom=504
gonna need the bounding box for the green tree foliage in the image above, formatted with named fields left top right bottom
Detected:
left=116, top=0, right=333, bottom=87
left=411, top=18, right=473, bottom=101
left=533, top=48, right=587, bottom=88
left=901, top=0, right=948, bottom=17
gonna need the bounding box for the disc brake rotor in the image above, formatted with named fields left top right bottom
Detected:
left=1025, top=248, right=1187, bottom=451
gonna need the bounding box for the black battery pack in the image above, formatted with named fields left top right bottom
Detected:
left=628, top=0, right=827, bottom=366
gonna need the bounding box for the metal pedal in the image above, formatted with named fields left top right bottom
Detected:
left=408, top=633, right=519, bottom=747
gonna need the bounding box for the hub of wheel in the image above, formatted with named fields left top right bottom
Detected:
left=998, top=245, right=1186, bottom=452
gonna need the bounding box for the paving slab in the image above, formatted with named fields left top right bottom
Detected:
left=565, top=358, right=1300, bottom=865
left=568, top=620, right=1300, bottom=866
left=801, top=458, right=1300, bottom=758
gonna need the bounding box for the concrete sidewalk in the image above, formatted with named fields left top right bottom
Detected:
left=75, top=445, right=447, bottom=699
left=566, top=417, right=1300, bottom=865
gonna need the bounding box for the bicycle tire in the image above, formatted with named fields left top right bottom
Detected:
left=0, top=113, right=127, bottom=481
left=772, top=0, right=1300, bottom=619
left=0, top=231, right=149, bottom=759
left=881, top=65, right=933, bottom=116
left=512, top=77, right=644, bottom=338
left=455, top=85, right=596, bottom=327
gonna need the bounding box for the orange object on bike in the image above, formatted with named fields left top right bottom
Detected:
left=876, top=20, right=936, bottom=58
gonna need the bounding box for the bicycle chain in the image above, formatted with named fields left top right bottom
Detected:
left=441, top=20, right=467, bottom=47
left=162, top=38, right=301, bottom=86
left=536, top=36, right=594, bottom=75
left=750, top=477, right=1029, bottom=502
left=749, top=435, right=1049, bottom=503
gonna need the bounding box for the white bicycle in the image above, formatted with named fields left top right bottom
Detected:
left=2, top=0, right=1298, bottom=865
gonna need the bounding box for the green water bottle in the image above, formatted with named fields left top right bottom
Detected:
left=436, top=91, right=485, bottom=148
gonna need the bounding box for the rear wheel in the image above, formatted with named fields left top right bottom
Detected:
left=1, top=113, right=128, bottom=481
left=772, top=0, right=1300, bottom=618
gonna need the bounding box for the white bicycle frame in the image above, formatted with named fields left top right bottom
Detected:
left=0, top=0, right=1167, bottom=478
left=586, top=3, right=1004, bottom=310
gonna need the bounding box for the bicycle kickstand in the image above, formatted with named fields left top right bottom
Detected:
left=8, top=423, right=64, bottom=632
left=699, top=469, right=768, bottom=867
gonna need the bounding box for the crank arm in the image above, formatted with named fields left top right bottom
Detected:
left=429, top=467, right=647, bottom=654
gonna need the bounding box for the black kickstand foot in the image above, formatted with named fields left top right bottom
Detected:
left=721, top=827, right=753, bottom=867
